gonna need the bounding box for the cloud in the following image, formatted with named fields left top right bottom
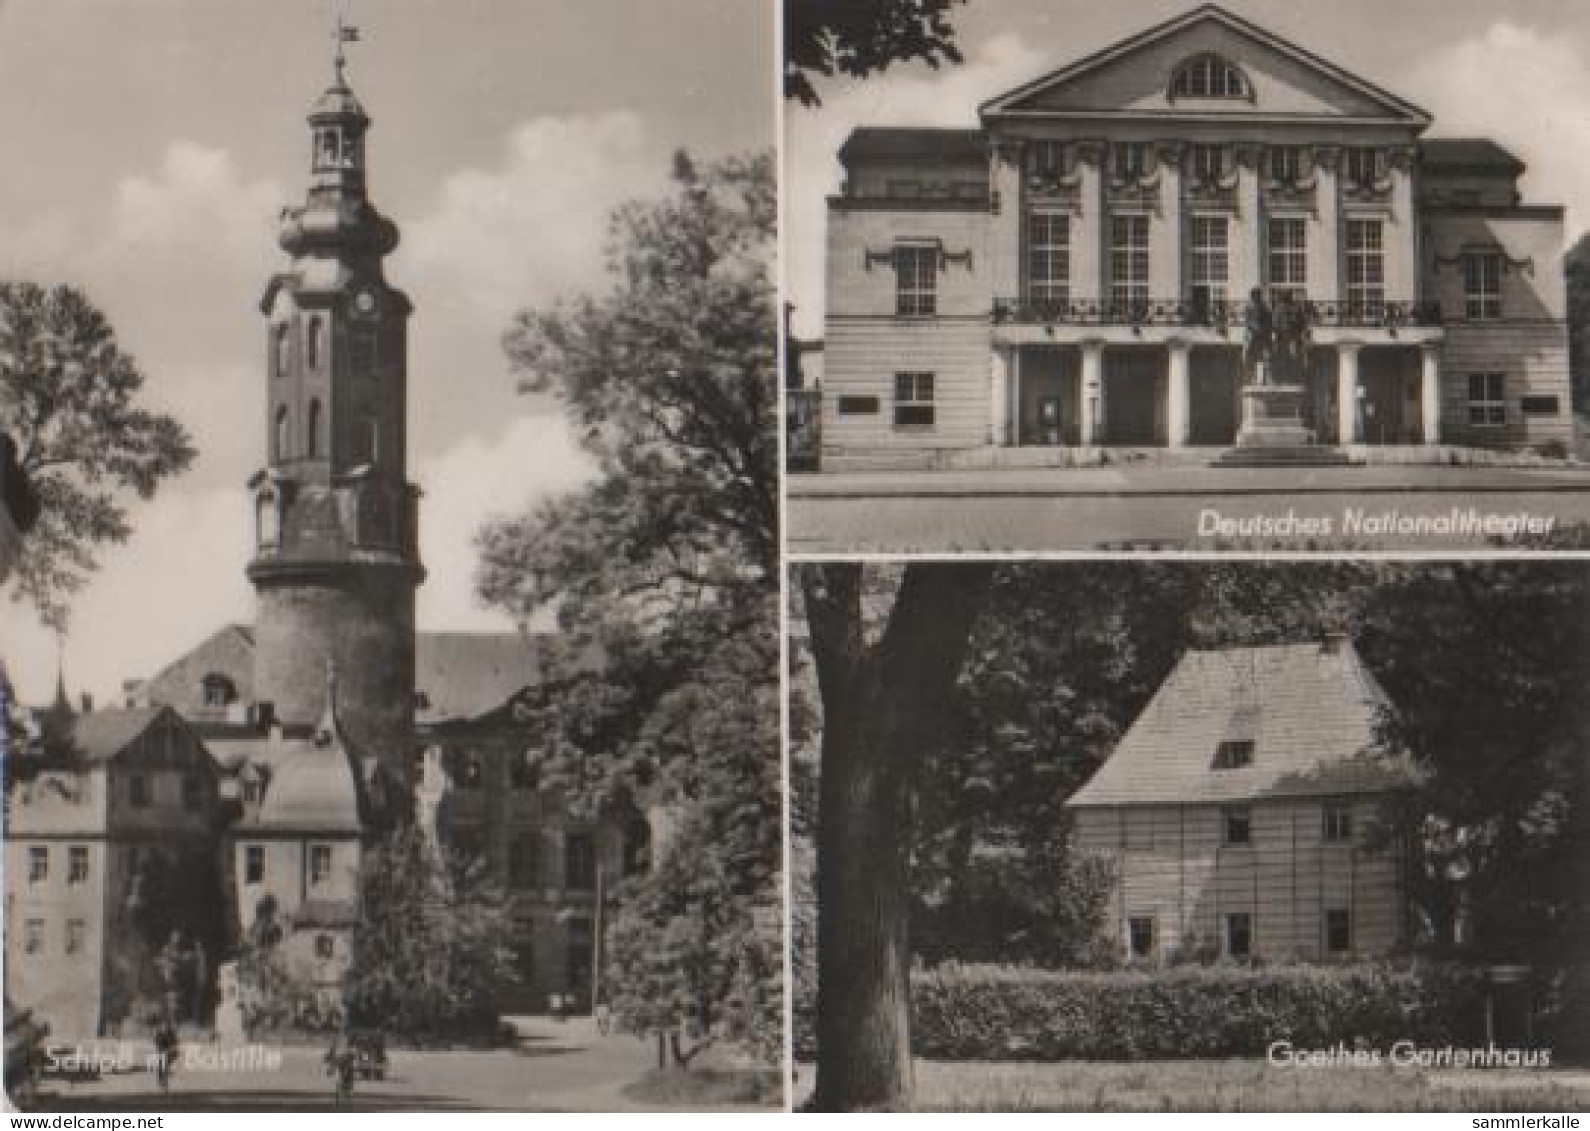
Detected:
left=1405, top=22, right=1590, bottom=240
left=0, top=486, right=254, bottom=706
left=785, top=34, right=1049, bottom=337
left=414, top=410, right=596, bottom=633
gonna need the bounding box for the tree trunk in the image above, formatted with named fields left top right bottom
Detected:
left=802, top=563, right=992, bottom=1112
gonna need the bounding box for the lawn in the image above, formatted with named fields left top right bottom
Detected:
left=796, top=1059, right=1590, bottom=1112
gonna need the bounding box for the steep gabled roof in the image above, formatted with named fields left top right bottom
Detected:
left=414, top=631, right=555, bottom=724
left=981, top=4, right=1430, bottom=126
left=56, top=707, right=171, bottom=764
left=1067, top=639, right=1414, bottom=808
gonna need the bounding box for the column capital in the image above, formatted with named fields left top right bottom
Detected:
left=1336, top=339, right=1365, bottom=356
left=1418, top=338, right=1442, bottom=357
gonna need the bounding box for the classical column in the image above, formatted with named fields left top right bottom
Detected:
left=1420, top=342, right=1441, bottom=446
left=1011, top=347, right=1023, bottom=446
left=990, top=349, right=1010, bottom=446
left=1167, top=341, right=1190, bottom=448
left=1081, top=339, right=1104, bottom=447
left=1337, top=343, right=1361, bottom=445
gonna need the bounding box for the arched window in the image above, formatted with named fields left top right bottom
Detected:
left=307, top=399, right=322, bottom=458
left=273, top=406, right=290, bottom=462
left=319, top=130, right=340, bottom=168
left=307, top=316, right=323, bottom=370
left=1169, top=53, right=1252, bottom=100
left=273, top=324, right=290, bottom=378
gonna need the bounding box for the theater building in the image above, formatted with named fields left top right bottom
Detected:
left=1067, top=636, right=1415, bottom=963
left=820, top=5, right=1573, bottom=469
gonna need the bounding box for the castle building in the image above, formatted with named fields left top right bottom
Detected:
left=1067, top=637, right=1415, bottom=963
left=818, top=5, right=1573, bottom=468
left=4, top=39, right=633, bottom=1037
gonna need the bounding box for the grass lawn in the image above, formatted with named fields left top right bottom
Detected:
left=796, top=1060, right=1590, bottom=1111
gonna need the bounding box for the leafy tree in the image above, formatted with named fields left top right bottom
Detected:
left=344, top=825, right=518, bottom=1042
left=476, top=151, right=780, bottom=1064
left=0, top=282, right=195, bottom=630
left=785, top=0, right=967, bottom=107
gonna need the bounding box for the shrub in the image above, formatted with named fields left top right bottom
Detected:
left=909, top=962, right=1488, bottom=1061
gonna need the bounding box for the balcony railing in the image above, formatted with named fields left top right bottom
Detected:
left=992, top=297, right=1443, bottom=331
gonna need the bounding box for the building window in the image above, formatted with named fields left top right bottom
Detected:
left=1170, top=53, right=1250, bottom=100
left=1468, top=373, right=1507, bottom=428
left=1213, top=740, right=1254, bottom=770
left=274, top=324, right=290, bottom=379
left=65, top=919, right=86, bottom=956
left=893, top=372, right=935, bottom=429
left=68, top=845, right=89, bottom=885
left=509, top=832, right=541, bottom=889
left=1223, top=808, right=1252, bottom=846
left=309, top=843, right=333, bottom=888
left=307, top=399, right=323, bottom=459
left=256, top=490, right=280, bottom=549
left=1109, top=214, right=1150, bottom=315
left=1128, top=915, right=1156, bottom=960
left=1267, top=145, right=1304, bottom=186
left=181, top=774, right=202, bottom=810
left=129, top=775, right=151, bottom=808
left=564, top=831, right=596, bottom=891
left=1027, top=211, right=1070, bottom=305
left=1463, top=251, right=1503, bottom=320
left=565, top=918, right=594, bottom=999
left=1325, top=909, right=1353, bottom=954
left=1226, top=912, right=1253, bottom=959
left=1323, top=806, right=1353, bottom=842
left=1344, top=146, right=1383, bottom=190
left=273, top=406, right=290, bottom=462
left=315, top=934, right=335, bottom=960
left=307, top=316, right=323, bottom=370
left=836, top=395, right=880, bottom=416
left=351, top=416, right=379, bottom=465
left=1028, top=140, right=1063, bottom=176
left=1189, top=215, right=1229, bottom=315
left=24, top=920, right=44, bottom=955
left=244, top=844, right=265, bottom=885
left=893, top=244, right=938, bottom=317
left=1189, top=143, right=1224, bottom=187
left=1112, top=142, right=1149, bottom=182
left=1345, top=219, right=1384, bottom=321
left=28, top=845, right=47, bottom=883
left=202, top=673, right=236, bottom=708
left=510, top=752, right=540, bottom=791
left=1268, top=217, right=1307, bottom=303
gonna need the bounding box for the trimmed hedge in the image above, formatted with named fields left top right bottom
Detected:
left=911, top=962, right=1488, bottom=1061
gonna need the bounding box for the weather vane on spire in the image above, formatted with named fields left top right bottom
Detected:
left=332, top=5, right=361, bottom=85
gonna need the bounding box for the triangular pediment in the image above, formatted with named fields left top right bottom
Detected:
left=982, top=5, right=1429, bottom=126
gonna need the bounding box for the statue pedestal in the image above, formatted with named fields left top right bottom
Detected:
left=1215, top=381, right=1351, bottom=467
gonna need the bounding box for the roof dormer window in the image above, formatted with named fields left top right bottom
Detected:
left=1213, top=739, right=1255, bottom=769
left=1169, top=53, right=1252, bottom=101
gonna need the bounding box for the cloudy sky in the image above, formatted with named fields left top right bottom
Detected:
left=0, top=0, right=771, bottom=703
left=786, top=0, right=1590, bottom=338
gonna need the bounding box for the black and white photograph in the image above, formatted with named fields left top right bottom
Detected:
left=790, top=559, right=1590, bottom=1111
left=785, top=0, right=1590, bottom=553
left=1, top=0, right=780, bottom=1112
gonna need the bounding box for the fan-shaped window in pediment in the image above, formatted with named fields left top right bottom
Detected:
left=1169, top=53, right=1252, bottom=101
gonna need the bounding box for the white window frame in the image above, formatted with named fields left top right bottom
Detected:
left=65, top=919, right=86, bottom=956
left=1223, top=807, right=1252, bottom=846
left=67, top=845, right=89, bottom=886
left=1110, top=214, right=1150, bottom=312
left=244, top=844, right=265, bottom=885
left=1189, top=143, right=1224, bottom=186
left=308, top=842, right=333, bottom=888
left=1267, top=145, right=1304, bottom=185
left=1113, top=142, right=1149, bottom=182
left=1323, top=805, right=1354, bottom=842
left=1127, top=915, right=1157, bottom=960
left=1189, top=214, right=1229, bottom=309
left=1213, top=739, right=1254, bottom=770
left=1268, top=217, right=1307, bottom=303
left=894, top=244, right=938, bottom=317
left=1463, top=251, right=1503, bottom=320
left=1345, top=219, right=1384, bottom=321
left=893, top=372, right=936, bottom=430
left=1324, top=908, right=1353, bottom=955
left=1226, top=911, right=1254, bottom=959
left=28, top=845, right=48, bottom=884
left=24, top=919, right=44, bottom=955
left=1027, top=211, right=1070, bottom=305
left=1344, top=146, right=1383, bottom=189
left=1468, top=372, right=1507, bottom=428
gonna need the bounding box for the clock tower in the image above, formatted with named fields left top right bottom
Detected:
left=246, top=37, right=422, bottom=788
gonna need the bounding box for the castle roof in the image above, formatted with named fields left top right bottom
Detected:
left=1419, top=138, right=1525, bottom=175
left=1067, top=638, right=1415, bottom=808
left=838, top=127, right=986, bottom=166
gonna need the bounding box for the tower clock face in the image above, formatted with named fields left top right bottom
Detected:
left=353, top=288, right=378, bottom=317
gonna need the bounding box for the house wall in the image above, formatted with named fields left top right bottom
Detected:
left=1073, top=797, right=1404, bottom=963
